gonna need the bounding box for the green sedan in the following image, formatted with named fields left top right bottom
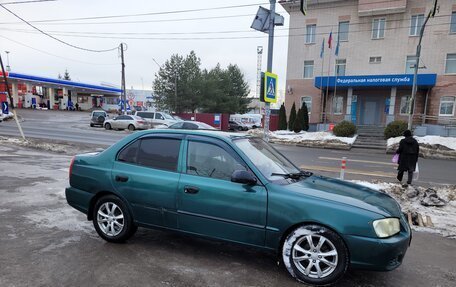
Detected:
left=66, top=129, right=411, bottom=286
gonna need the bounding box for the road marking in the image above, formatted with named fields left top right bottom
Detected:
left=300, top=165, right=396, bottom=178
left=318, top=157, right=395, bottom=166
left=0, top=154, right=19, bottom=157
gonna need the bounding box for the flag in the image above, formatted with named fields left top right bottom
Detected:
left=328, top=31, right=333, bottom=49
left=335, top=36, right=340, bottom=56
left=320, top=37, right=325, bottom=58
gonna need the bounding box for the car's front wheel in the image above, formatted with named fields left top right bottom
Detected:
left=282, top=225, right=348, bottom=286
left=128, top=124, right=135, bottom=131
left=104, top=123, right=111, bottom=130
left=92, top=195, right=137, bottom=243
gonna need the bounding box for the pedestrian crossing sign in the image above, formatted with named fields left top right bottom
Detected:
left=264, top=72, right=278, bottom=103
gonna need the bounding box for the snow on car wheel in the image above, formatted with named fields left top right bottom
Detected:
left=282, top=225, right=349, bottom=286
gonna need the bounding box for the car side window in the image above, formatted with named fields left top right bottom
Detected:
left=155, top=113, right=165, bottom=120
left=187, top=141, right=246, bottom=181
left=117, top=140, right=140, bottom=164
left=169, top=122, right=184, bottom=129
left=137, top=138, right=181, bottom=171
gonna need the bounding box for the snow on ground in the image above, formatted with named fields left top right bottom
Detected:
left=248, top=129, right=357, bottom=146
left=0, top=112, right=14, bottom=121
left=351, top=180, right=456, bottom=239
left=388, top=136, right=456, bottom=151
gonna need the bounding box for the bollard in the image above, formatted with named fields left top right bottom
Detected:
left=340, top=157, right=347, bottom=180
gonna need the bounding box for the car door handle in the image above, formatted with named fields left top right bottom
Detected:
left=115, top=175, right=129, bottom=182
left=184, top=186, right=199, bottom=194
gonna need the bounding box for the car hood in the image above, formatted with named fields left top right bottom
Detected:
left=282, top=175, right=402, bottom=217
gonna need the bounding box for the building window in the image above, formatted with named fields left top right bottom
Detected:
left=104, top=97, right=118, bottom=105
left=303, top=60, right=314, bottom=78
left=306, top=24, right=316, bottom=44
left=333, top=96, right=343, bottom=114
left=445, top=54, right=456, bottom=74
left=439, top=96, right=455, bottom=116
left=338, top=21, right=349, bottom=41
left=372, top=18, right=385, bottom=39
left=77, top=95, right=89, bottom=103
left=410, top=14, right=424, bottom=36
left=336, top=59, right=346, bottom=76
left=400, top=95, right=411, bottom=115
left=369, top=56, right=382, bottom=64
left=301, top=96, right=312, bottom=114
left=451, top=12, right=456, bottom=33
left=405, top=56, right=417, bottom=74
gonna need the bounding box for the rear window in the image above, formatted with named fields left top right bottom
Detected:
left=93, top=112, right=105, bottom=117
left=137, top=138, right=181, bottom=171
left=117, top=138, right=181, bottom=172
left=137, top=112, right=154, bottom=119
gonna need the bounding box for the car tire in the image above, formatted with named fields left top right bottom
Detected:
left=92, top=195, right=137, bottom=243
left=282, top=225, right=348, bottom=286
left=97, top=115, right=105, bottom=123
left=105, top=123, right=111, bottom=130
left=90, top=123, right=94, bottom=127
left=238, top=126, right=243, bottom=131
left=128, top=124, right=135, bottom=131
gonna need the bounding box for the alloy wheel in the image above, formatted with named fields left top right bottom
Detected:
left=96, top=202, right=124, bottom=237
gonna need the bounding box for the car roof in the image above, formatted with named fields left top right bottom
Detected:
left=135, top=128, right=251, bottom=141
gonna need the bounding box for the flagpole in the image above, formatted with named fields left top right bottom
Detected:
left=324, top=32, right=333, bottom=125
left=333, top=39, right=340, bottom=119
left=319, top=38, right=325, bottom=123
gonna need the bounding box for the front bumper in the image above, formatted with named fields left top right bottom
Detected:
left=344, top=228, right=411, bottom=271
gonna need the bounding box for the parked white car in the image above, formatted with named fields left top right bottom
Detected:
left=104, top=115, right=150, bottom=131
left=134, top=111, right=179, bottom=127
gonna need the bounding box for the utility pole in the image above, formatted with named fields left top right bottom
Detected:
left=120, top=43, right=127, bottom=115
left=264, top=0, right=276, bottom=141
left=174, top=74, right=178, bottom=113
left=0, top=53, right=25, bottom=140
left=408, top=0, right=438, bottom=130
left=256, top=46, right=263, bottom=113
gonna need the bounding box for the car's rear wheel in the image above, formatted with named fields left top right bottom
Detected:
left=104, top=123, right=111, bottom=130
left=92, top=195, right=137, bottom=243
left=282, top=225, right=348, bottom=286
left=90, top=123, right=94, bottom=127
left=238, top=126, right=243, bottom=131
left=128, top=124, right=135, bottom=131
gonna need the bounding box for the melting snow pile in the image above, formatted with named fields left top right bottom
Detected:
left=387, top=136, right=456, bottom=159
left=248, top=129, right=357, bottom=149
left=352, top=180, right=456, bottom=239
left=0, top=112, right=14, bottom=121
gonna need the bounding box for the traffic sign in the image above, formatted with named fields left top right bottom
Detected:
left=2, top=102, right=9, bottom=115
left=264, top=72, right=278, bottom=103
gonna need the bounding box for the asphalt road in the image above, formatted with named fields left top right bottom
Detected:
left=2, top=109, right=456, bottom=185
left=0, top=142, right=455, bottom=287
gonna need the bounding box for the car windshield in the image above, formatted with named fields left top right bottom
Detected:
left=163, top=113, right=174, bottom=120
left=233, top=137, right=300, bottom=181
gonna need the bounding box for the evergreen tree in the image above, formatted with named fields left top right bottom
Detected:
left=288, top=102, right=297, bottom=131
left=293, top=108, right=304, bottom=133
left=278, top=103, right=287, bottom=130
left=63, top=69, right=71, bottom=80
left=301, top=102, right=309, bottom=131
left=57, top=73, right=62, bottom=79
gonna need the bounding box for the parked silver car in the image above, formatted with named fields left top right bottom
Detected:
left=134, top=111, right=179, bottom=127
left=104, top=115, right=150, bottom=131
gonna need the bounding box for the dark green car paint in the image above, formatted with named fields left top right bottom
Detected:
left=66, top=129, right=410, bottom=271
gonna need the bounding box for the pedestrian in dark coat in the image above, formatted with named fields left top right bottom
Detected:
left=396, top=130, right=419, bottom=186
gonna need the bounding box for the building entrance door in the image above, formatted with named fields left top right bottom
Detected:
left=362, top=101, right=378, bottom=125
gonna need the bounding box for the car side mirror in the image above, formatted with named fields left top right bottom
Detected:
left=231, top=170, right=257, bottom=185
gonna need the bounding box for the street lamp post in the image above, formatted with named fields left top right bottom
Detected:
left=407, top=0, right=438, bottom=130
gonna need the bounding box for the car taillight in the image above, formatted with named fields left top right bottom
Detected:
left=137, top=121, right=145, bottom=124
left=69, top=156, right=75, bottom=179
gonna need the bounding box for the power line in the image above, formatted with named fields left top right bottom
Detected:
left=0, top=13, right=255, bottom=26
left=0, top=3, right=119, bottom=52
left=1, top=21, right=451, bottom=40
left=0, top=34, right=119, bottom=65
left=1, top=13, right=452, bottom=36
left=0, top=0, right=56, bottom=5
left=15, top=2, right=268, bottom=23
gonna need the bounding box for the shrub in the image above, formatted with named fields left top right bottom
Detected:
left=293, top=108, right=303, bottom=133
left=278, top=103, right=288, bottom=130
left=333, top=121, right=357, bottom=137
left=301, top=102, right=309, bottom=131
left=384, top=120, right=408, bottom=139
left=288, top=102, right=297, bottom=131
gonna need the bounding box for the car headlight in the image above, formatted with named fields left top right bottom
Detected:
left=373, top=218, right=400, bottom=238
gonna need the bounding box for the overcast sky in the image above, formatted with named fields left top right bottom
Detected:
left=0, top=0, right=290, bottom=95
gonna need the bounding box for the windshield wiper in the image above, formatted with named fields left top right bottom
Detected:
left=271, top=170, right=313, bottom=180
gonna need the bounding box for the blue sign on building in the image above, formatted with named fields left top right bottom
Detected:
left=2, top=102, right=9, bottom=115
left=315, top=74, right=437, bottom=89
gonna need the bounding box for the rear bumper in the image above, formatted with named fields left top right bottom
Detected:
left=65, top=186, right=94, bottom=216
left=344, top=229, right=411, bottom=271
